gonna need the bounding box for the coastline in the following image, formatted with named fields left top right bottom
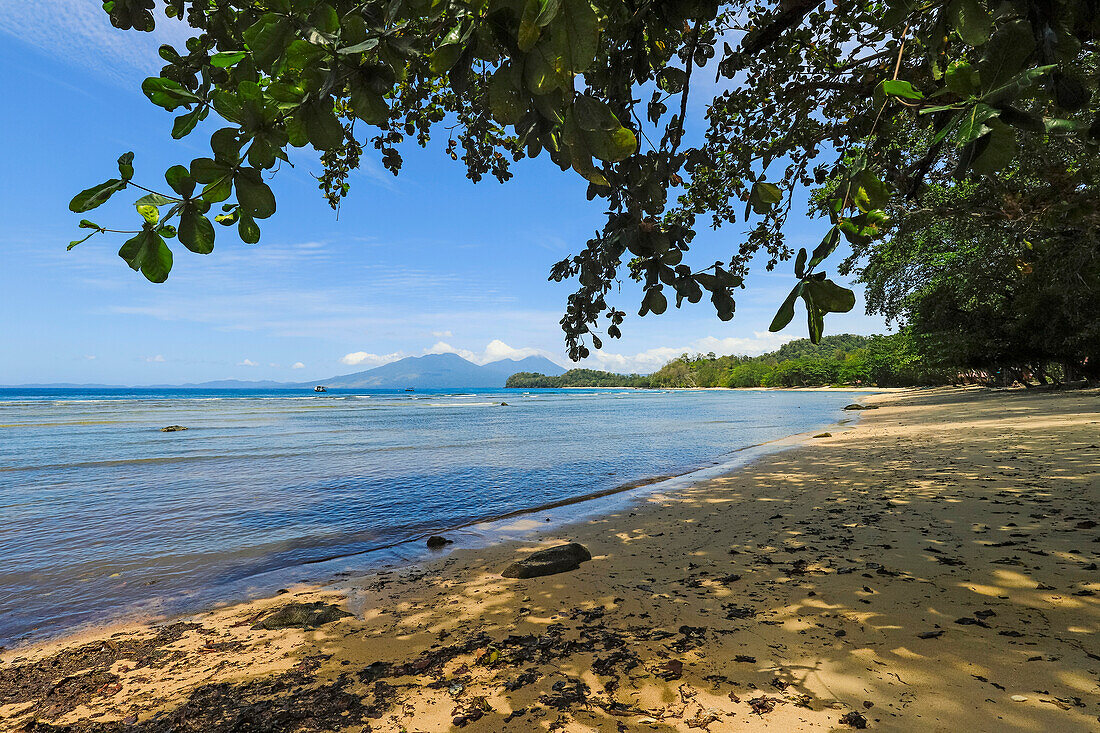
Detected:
left=0, top=398, right=855, bottom=653
left=3, top=387, right=1098, bottom=731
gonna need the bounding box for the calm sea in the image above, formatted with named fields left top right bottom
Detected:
left=0, top=387, right=858, bottom=645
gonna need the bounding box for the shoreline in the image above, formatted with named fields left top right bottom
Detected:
left=3, top=387, right=1098, bottom=731
left=1, top=399, right=863, bottom=653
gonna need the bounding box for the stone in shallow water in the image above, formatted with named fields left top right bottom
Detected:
left=501, top=543, right=592, bottom=579
left=252, top=602, right=352, bottom=630
left=160, top=425, right=188, bottom=432
left=426, top=535, right=453, bottom=549
left=842, top=404, right=878, bottom=411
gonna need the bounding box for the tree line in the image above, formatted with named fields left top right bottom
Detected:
left=506, top=332, right=962, bottom=388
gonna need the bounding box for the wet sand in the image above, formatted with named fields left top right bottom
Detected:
left=2, top=387, right=1098, bottom=731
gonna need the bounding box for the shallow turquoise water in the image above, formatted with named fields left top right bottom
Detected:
left=0, top=387, right=858, bottom=644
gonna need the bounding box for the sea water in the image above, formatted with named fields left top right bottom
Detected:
left=0, top=387, right=859, bottom=644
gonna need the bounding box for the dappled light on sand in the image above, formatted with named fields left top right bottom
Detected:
left=2, top=388, right=1098, bottom=731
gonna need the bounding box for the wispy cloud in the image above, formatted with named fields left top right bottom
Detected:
left=238, top=359, right=257, bottom=367
left=291, top=361, right=305, bottom=369
left=0, top=1, right=194, bottom=86
left=144, top=354, right=166, bottom=363
left=339, top=351, right=405, bottom=367
left=578, top=332, right=794, bottom=374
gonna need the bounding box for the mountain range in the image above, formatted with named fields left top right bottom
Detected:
left=4, top=353, right=567, bottom=390
left=311, top=353, right=565, bottom=389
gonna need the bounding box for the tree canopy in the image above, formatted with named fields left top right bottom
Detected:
left=505, top=332, right=948, bottom=387
left=69, top=0, right=1100, bottom=359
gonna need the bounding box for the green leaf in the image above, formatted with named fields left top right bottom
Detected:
left=518, top=0, right=542, bottom=51
left=949, top=0, right=992, bottom=47
left=243, top=14, right=294, bottom=71
left=117, top=152, right=135, bottom=181
left=656, top=67, right=687, bottom=94
left=191, top=158, right=234, bottom=203
left=179, top=207, right=215, bottom=254
left=881, top=79, right=923, bottom=100
left=794, top=248, right=807, bottom=279
left=944, top=62, right=980, bottom=96
left=210, top=50, right=247, bottom=67
left=968, top=120, right=1017, bottom=174
left=807, top=226, right=840, bottom=270
left=429, top=43, right=463, bottom=74
left=535, top=0, right=562, bottom=26
left=118, top=229, right=173, bottom=283
left=78, top=219, right=101, bottom=229
left=68, top=232, right=97, bottom=250
left=852, top=170, right=889, bottom=213
left=210, top=128, right=243, bottom=162
left=234, top=171, right=276, bottom=219
left=488, top=64, right=525, bottom=125
left=547, top=0, right=600, bottom=75
left=955, top=103, right=998, bottom=143
left=561, top=111, right=608, bottom=186
left=350, top=82, right=389, bottom=125
left=1043, top=117, right=1089, bottom=133
left=803, top=292, right=824, bottom=343
left=69, top=178, right=126, bottom=212
left=803, top=278, right=856, bottom=313
left=749, top=181, right=782, bottom=214
left=524, top=43, right=566, bottom=95
left=134, top=192, right=175, bottom=206
left=136, top=203, right=160, bottom=224
left=981, top=65, right=1056, bottom=105
left=571, top=96, right=636, bottom=162
left=172, top=106, right=207, bottom=139
left=141, top=77, right=201, bottom=111
left=980, top=20, right=1035, bottom=92
left=301, top=101, right=344, bottom=150
left=238, top=212, right=261, bottom=244
left=338, top=38, right=380, bottom=55
left=769, top=283, right=803, bottom=332
left=165, top=165, right=196, bottom=197
left=638, top=288, right=667, bottom=316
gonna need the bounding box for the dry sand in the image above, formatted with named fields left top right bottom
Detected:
left=2, top=387, right=1098, bottom=732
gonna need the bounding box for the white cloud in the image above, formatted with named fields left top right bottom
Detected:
left=84, top=355, right=96, bottom=360
left=291, top=362, right=306, bottom=370
left=238, top=359, right=257, bottom=367
left=145, top=355, right=165, bottom=363
left=425, top=341, right=477, bottom=362
left=580, top=332, right=794, bottom=374
left=424, top=339, right=562, bottom=366
left=340, top=351, right=404, bottom=367
left=0, top=1, right=194, bottom=86
left=432, top=330, right=453, bottom=338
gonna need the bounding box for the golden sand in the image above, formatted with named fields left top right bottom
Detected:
left=3, top=387, right=1098, bottom=731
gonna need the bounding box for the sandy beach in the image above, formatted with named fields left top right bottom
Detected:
left=2, top=387, right=1098, bottom=732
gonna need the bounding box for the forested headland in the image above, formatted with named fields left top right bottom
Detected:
left=506, top=329, right=1092, bottom=389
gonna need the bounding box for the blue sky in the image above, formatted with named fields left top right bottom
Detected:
left=0, top=1, right=887, bottom=385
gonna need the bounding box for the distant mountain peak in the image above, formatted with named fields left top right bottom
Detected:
left=308, top=352, right=564, bottom=389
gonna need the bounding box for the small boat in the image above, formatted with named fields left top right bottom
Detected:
left=314, top=385, right=327, bottom=392
left=404, top=387, right=415, bottom=392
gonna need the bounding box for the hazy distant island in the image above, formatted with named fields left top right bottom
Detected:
left=5, top=353, right=567, bottom=391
